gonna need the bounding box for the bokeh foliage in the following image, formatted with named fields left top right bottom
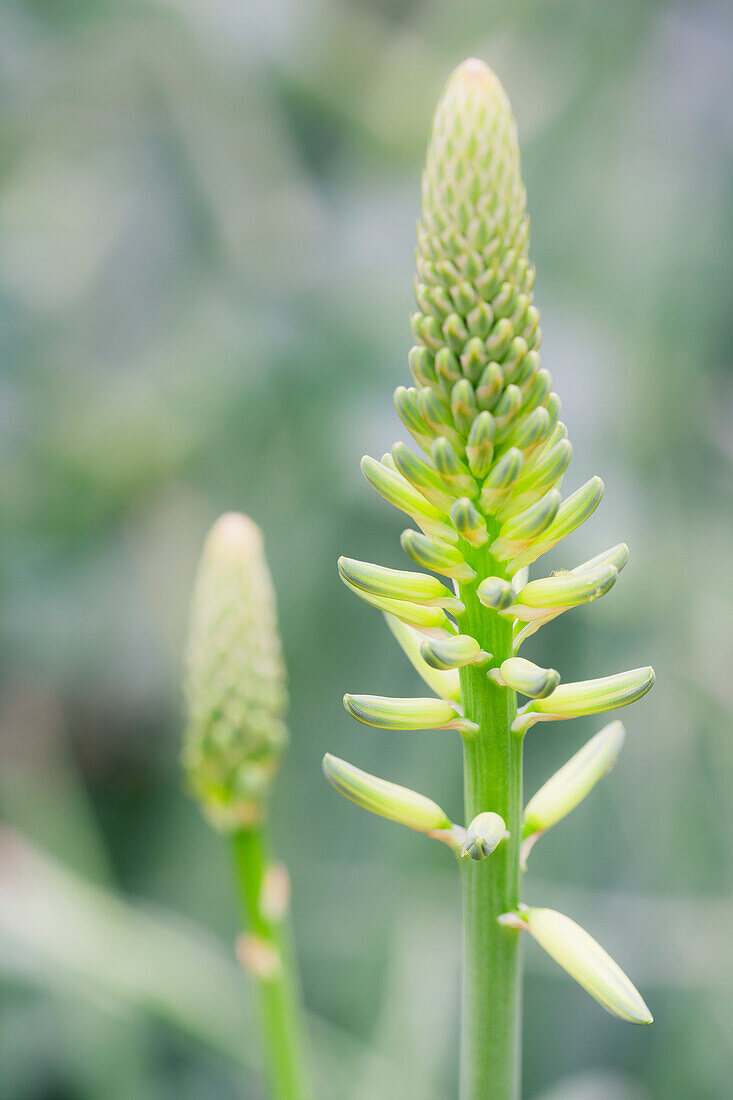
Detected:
left=0, top=1, right=731, bottom=1098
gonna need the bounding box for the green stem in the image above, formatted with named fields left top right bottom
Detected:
left=231, top=826, right=311, bottom=1100
left=458, top=542, right=523, bottom=1100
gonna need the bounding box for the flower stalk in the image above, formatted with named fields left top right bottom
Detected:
left=324, top=57, right=654, bottom=1100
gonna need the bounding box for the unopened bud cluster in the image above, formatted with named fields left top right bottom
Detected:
left=183, top=513, right=288, bottom=829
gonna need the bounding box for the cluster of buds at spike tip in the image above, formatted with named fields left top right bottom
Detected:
left=182, top=514, right=288, bottom=830
left=324, top=57, right=655, bottom=1027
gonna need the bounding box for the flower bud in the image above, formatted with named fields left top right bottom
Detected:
left=384, top=614, right=461, bottom=702
left=500, top=908, right=652, bottom=1024
left=408, top=345, right=438, bottom=388
left=323, top=754, right=457, bottom=841
left=183, top=514, right=287, bottom=829
left=451, top=379, right=478, bottom=436
left=450, top=498, right=489, bottom=547
left=493, top=657, right=560, bottom=699
left=338, top=556, right=461, bottom=611
left=511, top=562, right=619, bottom=621
left=431, top=437, right=478, bottom=498
left=477, top=576, right=514, bottom=610
left=361, top=455, right=454, bottom=541
left=420, top=634, right=484, bottom=670
left=476, top=362, right=503, bottom=409
left=392, top=441, right=456, bottom=512
left=465, top=411, right=495, bottom=478
left=401, top=528, right=476, bottom=581
left=394, top=386, right=433, bottom=452
left=480, top=448, right=524, bottom=512
left=344, top=693, right=478, bottom=734
left=513, top=667, right=655, bottom=734
left=461, top=812, right=508, bottom=860
left=491, top=489, right=561, bottom=560
left=511, top=477, right=604, bottom=571
left=522, top=720, right=626, bottom=852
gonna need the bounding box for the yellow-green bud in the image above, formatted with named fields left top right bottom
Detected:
left=500, top=907, right=652, bottom=1025
left=183, top=513, right=287, bottom=830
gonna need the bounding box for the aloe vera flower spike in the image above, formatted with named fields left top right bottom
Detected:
left=325, top=58, right=654, bottom=1100
left=184, top=513, right=310, bottom=1100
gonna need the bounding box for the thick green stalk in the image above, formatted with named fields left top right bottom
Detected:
left=458, top=542, right=522, bottom=1100
left=232, top=827, right=310, bottom=1100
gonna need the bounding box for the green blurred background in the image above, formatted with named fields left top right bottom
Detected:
left=1, top=1, right=731, bottom=1097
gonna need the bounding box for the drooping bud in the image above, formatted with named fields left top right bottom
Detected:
left=461, top=812, right=508, bottom=860
left=401, top=528, right=476, bottom=581
left=491, top=657, right=560, bottom=699
left=339, top=565, right=456, bottom=634
left=384, top=614, right=461, bottom=702
left=521, top=721, right=625, bottom=866
left=323, top=754, right=460, bottom=846
left=499, top=908, right=652, bottom=1024
left=183, top=513, right=287, bottom=830
left=338, top=556, right=462, bottom=611
left=344, top=693, right=478, bottom=734
left=420, top=634, right=485, bottom=670
left=477, top=576, right=514, bottom=610
left=513, top=667, right=655, bottom=734
left=360, top=455, right=455, bottom=541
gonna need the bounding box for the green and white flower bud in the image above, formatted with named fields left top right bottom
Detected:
left=420, top=634, right=485, bottom=670
left=392, top=441, right=457, bottom=512
left=492, top=384, right=523, bottom=437
left=384, top=614, right=461, bottom=702
left=491, top=489, right=561, bottom=560
left=511, top=562, right=619, bottom=622
left=401, top=528, right=476, bottom=581
left=322, top=754, right=460, bottom=846
left=572, top=542, right=630, bottom=575
left=394, top=386, right=433, bottom=453
left=511, top=477, right=604, bottom=571
left=183, top=513, right=287, bottom=830
left=507, top=436, right=571, bottom=515
left=338, top=556, right=462, bottom=611
left=480, top=448, right=524, bottom=512
left=513, top=667, right=655, bottom=734
left=522, top=721, right=625, bottom=864
left=461, top=812, right=508, bottom=860
left=408, top=345, right=439, bottom=388
left=465, top=411, right=495, bottom=479
left=511, top=543, right=629, bottom=648
left=344, top=693, right=478, bottom=734
left=507, top=405, right=551, bottom=455
left=476, top=363, right=503, bottom=410
left=492, top=657, right=560, bottom=699
left=339, top=565, right=456, bottom=633
left=451, top=379, right=479, bottom=436
left=431, top=437, right=478, bottom=498
left=434, top=346, right=462, bottom=386
left=419, top=388, right=465, bottom=451
left=500, top=908, right=652, bottom=1024
left=477, top=576, right=514, bottom=611
left=450, top=497, right=489, bottom=547
left=361, top=455, right=455, bottom=542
